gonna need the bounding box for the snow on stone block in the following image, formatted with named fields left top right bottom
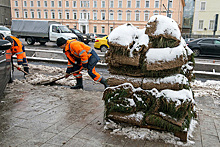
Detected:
left=142, top=74, right=190, bottom=90
left=146, top=15, right=181, bottom=42
left=107, top=74, right=142, bottom=88
left=103, top=83, right=196, bottom=142
left=143, top=43, right=188, bottom=71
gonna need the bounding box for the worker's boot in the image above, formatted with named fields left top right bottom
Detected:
left=100, top=77, right=109, bottom=89
left=71, top=78, right=83, bottom=89
left=24, top=67, right=29, bottom=75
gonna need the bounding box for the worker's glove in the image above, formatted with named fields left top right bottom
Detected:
left=17, top=65, right=23, bottom=71
left=65, top=73, right=71, bottom=78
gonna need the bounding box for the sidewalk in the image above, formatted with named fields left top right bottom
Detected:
left=0, top=71, right=219, bottom=147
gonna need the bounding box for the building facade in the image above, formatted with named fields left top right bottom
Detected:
left=11, top=0, right=185, bottom=34
left=0, top=0, right=11, bottom=26
left=192, top=0, right=220, bottom=36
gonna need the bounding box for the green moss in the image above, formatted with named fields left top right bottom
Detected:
left=147, top=115, right=182, bottom=132
left=150, top=36, right=179, bottom=48
left=158, top=97, right=190, bottom=120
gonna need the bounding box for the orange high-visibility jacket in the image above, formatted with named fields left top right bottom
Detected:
left=64, top=39, right=92, bottom=68
left=10, top=36, right=24, bottom=64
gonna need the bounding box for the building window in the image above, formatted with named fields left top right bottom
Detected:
left=136, top=0, right=140, bottom=8
left=37, top=1, right=41, bottom=7
left=66, top=1, right=69, bottom=7
left=73, top=1, right=77, bottom=8
left=201, top=2, right=206, bottom=11
left=44, top=11, right=48, bottom=19
left=101, top=12, right=105, bottom=20
left=58, top=1, right=62, bottom=7
left=102, top=26, right=105, bottom=33
left=110, top=13, right=114, bottom=20
left=23, top=1, right=27, bottom=7
left=24, top=11, right=28, bottom=18
left=44, top=1, right=47, bottom=7
left=126, top=12, right=131, bottom=21
left=198, top=20, right=204, bottom=30
left=145, top=0, right=149, bottom=8
left=93, top=0, right=97, bottom=8
left=31, top=11, right=34, bottom=18
left=154, top=0, right=159, bottom=8
left=135, top=13, right=140, bottom=21
left=118, top=0, right=122, bottom=8
left=66, top=12, right=70, bottom=19
left=51, top=12, right=55, bottom=19
left=127, top=0, right=131, bottom=8
left=168, top=0, right=173, bottom=8
left=73, top=12, right=77, bottom=19
left=37, top=11, right=41, bottom=18
left=144, top=13, right=149, bottom=21
left=30, top=1, right=34, bottom=7
left=110, top=0, right=114, bottom=8
left=80, top=1, right=89, bottom=8
left=94, top=26, right=97, bottom=33
left=209, top=20, right=214, bottom=30
left=101, top=1, right=105, bottom=8
left=154, top=12, right=159, bottom=15
left=51, top=1, right=54, bottom=7
left=93, top=12, right=97, bottom=20
left=14, top=1, right=18, bottom=7
left=58, top=12, right=62, bottom=19
left=118, top=12, right=122, bottom=20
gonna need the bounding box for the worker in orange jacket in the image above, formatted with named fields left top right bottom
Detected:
left=56, top=37, right=108, bottom=89
left=5, top=36, right=29, bottom=75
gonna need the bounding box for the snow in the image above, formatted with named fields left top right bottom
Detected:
left=108, top=23, right=149, bottom=57
left=145, top=42, right=187, bottom=63
left=159, top=89, right=194, bottom=106
left=108, top=23, right=138, bottom=46
left=147, top=15, right=181, bottom=40
left=142, top=74, right=189, bottom=85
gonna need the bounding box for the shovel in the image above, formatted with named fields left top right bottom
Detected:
left=39, top=68, right=84, bottom=85
left=13, top=64, right=29, bottom=75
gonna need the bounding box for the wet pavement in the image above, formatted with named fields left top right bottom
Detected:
left=0, top=67, right=220, bottom=147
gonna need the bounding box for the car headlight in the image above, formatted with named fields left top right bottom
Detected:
left=83, top=35, right=86, bottom=38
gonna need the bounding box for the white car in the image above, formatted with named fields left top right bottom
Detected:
left=0, top=26, right=11, bottom=37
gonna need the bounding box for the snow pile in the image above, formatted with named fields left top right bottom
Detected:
left=146, top=15, right=181, bottom=40
left=24, top=64, right=90, bottom=86
left=108, top=23, right=138, bottom=46
left=145, top=42, right=187, bottom=63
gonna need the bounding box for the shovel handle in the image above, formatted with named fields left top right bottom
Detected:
left=13, top=64, right=29, bottom=75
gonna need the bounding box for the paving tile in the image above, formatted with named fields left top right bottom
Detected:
left=200, top=120, right=218, bottom=136
left=104, top=134, right=127, bottom=147
left=123, top=138, right=146, bottom=147
left=45, top=132, right=72, bottom=146
left=201, top=134, right=220, bottom=147
left=63, top=137, right=85, bottom=147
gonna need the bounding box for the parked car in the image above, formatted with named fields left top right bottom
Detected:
left=187, top=38, right=220, bottom=57
left=94, top=36, right=109, bottom=52
left=70, top=29, right=90, bottom=44
left=95, top=34, right=107, bottom=38
left=0, top=26, right=11, bottom=38
left=86, top=33, right=96, bottom=42
left=184, top=38, right=195, bottom=43
left=0, top=39, right=12, bottom=96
